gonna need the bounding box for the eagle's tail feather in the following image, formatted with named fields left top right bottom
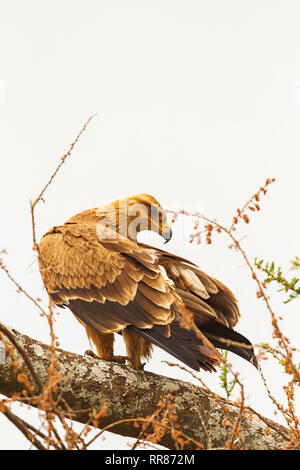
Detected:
left=129, top=315, right=258, bottom=372
left=196, top=320, right=258, bottom=368
left=129, top=320, right=221, bottom=372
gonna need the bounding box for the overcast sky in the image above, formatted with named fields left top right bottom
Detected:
left=0, top=0, right=299, bottom=449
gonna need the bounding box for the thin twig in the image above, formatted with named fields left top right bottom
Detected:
left=30, top=113, right=97, bottom=251
left=191, top=384, right=211, bottom=449
left=1, top=404, right=47, bottom=450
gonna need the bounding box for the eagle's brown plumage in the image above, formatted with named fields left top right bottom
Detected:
left=38, top=194, right=257, bottom=372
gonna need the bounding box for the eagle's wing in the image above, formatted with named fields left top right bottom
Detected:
left=137, top=243, right=240, bottom=328
left=38, top=222, right=176, bottom=333
left=136, top=243, right=256, bottom=367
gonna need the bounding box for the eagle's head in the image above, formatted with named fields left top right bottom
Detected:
left=97, top=193, right=172, bottom=243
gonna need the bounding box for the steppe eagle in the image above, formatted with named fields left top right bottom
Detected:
left=38, top=194, right=257, bottom=372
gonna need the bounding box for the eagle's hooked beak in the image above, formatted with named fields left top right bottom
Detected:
left=161, top=222, right=172, bottom=244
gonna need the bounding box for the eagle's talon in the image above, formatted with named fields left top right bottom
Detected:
left=84, top=349, right=99, bottom=359
left=126, top=359, right=146, bottom=370
left=84, top=351, right=127, bottom=364
left=111, top=355, right=127, bottom=364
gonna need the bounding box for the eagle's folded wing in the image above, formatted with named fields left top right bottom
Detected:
left=137, top=244, right=257, bottom=367
left=38, top=222, right=177, bottom=334
left=139, top=243, right=240, bottom=328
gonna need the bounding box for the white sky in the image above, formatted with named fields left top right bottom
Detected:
left=0, top=0, right=299, bottom=449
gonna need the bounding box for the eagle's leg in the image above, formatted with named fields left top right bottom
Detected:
left=122, top=329, right=153, bottom=369
left=84, top=326, right=126, bottom=364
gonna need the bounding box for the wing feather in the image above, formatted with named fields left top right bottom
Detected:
left=38, top=223, right=175, bottom=333
left=148, top=247, right=241, bottom=328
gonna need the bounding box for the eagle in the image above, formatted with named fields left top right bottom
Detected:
left=38, top=194, right=257, bottom=372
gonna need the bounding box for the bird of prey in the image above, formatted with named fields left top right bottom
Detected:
left=38, top=193, right=257, bottom=372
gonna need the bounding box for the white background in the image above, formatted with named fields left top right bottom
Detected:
left=0, top=0, right=299, bottom=449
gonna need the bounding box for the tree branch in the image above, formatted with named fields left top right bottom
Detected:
left=0, top=324, right=289, bottom=450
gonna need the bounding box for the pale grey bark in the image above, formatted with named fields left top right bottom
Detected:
left=0, top=325, right=289, bottom=450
